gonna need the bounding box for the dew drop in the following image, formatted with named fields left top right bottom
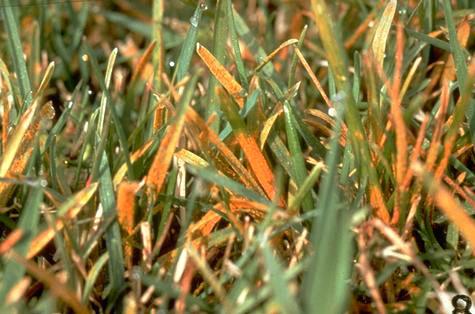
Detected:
left=328, top=107, right=337, bottom=117
left=199, top=1, right=208, bottom=10
left=189, top=16, right=198, bottom=27
left=169, top=60, right=176, bottom=68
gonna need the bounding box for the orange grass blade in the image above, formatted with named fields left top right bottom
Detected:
left=27, top=183, right=98, bottom=259
left=185, top=107, right=264, bottom=195
left=0, top=229, right=23, bottom=255
left=146, top=77, right=196, bottom=193
left=117, top=181, right=140, bottom=267
left=130, top=40, right=157, bottom=84
left=113, top=139, right=153, bottom=187
left=0, top=101, right=55, bottom=208
left=413, top=163, right=475, bottom=256
left=215, top=88, right=280, bottom=204
left=196, top=43, right=245, bottom=108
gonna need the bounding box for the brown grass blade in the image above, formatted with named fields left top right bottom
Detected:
left=295, top=47, right=332, bottom=108
left=6, top=251, right=89, bottom=314
left=255, top=39, right=298, bottom=72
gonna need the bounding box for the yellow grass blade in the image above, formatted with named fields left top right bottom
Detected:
left=371, top=0, right=396, bottom=69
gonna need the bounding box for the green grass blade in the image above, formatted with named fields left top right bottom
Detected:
left=174, top=1, right=208, bottom=82
left=303, top=104, right=353, bottom=314
left=205, top=0, right=228, bottom=131
left=261, top=243, right=301, bottom=314
left=0, top=186, right=43, bottom=303
left=1, top=1, right=32, bottom=111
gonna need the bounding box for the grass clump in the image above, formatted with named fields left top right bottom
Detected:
left=0, top=0, right=474, bottom=313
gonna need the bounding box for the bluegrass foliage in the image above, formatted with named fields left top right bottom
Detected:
left=0, top=0, right=474, bottom=313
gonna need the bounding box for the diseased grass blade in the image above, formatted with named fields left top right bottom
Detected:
left=371, top=0, right=397, bottom=70
left=146, top=74, right=198, bottom=193
left=413, top=163, right=475, bottom=255
left=185, top=107, right=264, bottom=195
left=151, top=0, right=164, bottom=130
left=1, top=1, right=32, bottom=110
left=130, top=40, right=157, bottom=86
left=152, top=0, right=164, bottom=91
left=6, top=252, right=88, bottom=314
left=0, top=100, right=39, bottom=177
left=295, top=47, right=332, bottom=108
left=196, top=43, right=246, bottom=109
left=217, top=87, right=279, bottom=203
left=0, top=101, right=54, bottom=208
left=259, top=107, right=282, bottom=149
left=117, top=181, right=140, bottom=268
left=254, top=39, right=298, bottom=73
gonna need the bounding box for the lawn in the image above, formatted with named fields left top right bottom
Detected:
left=0, top=0, right=474, bottom=313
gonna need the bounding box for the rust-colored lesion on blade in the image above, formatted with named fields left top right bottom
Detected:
left=146, top=107, right=188, bottom=194
left=117, top=181, right=140, bottom=268
left=0, top=101, right=55, bottom=208
left=369, top=186, right=390, bottom=224
left=234, top=132, right=282, bottom=205
left=413, top=164, right=475, bottom=256
left=196, top=43, right=245, bottom=108
left=184, top=107, right=265, bottom=195
left=187, top=197, right=268, bottom=240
